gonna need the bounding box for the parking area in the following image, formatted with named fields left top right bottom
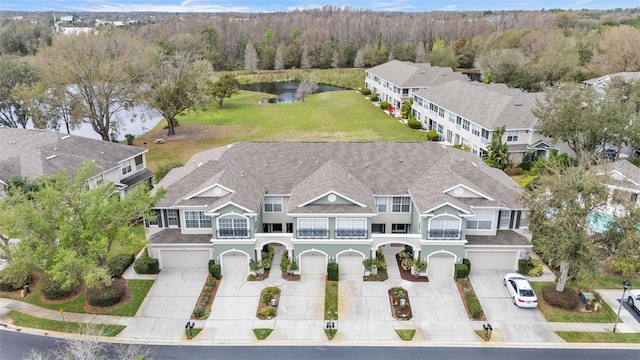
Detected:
left=469, top=270, right=561, bottom=343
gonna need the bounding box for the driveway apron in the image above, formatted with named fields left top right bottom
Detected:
left=470, top=270, right=562, bottom=343
left=117, top=268, right=208, bottom=341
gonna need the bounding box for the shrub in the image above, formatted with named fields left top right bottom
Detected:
left=192, top=306, right=205, bottom=318
left=370, top=93, right=379, bottom=102
left=519, top=152, right=535, bottom=171
left=40, top=276, right=75, bottom=300
left=0, top=265, right=30, bottom=292
left=407, top=117, right=422, bottom=129
left=541, top=284, right=580, bottom=310
left=265, top=286, right=279, bottom=295
left=465, top=292, right=484, bottom=319
left=412, top=258, right=427, bottom=273
left=528, top=258, right=544, bottom=277
left=504, top=167, right=524, bottom=176
left=86, top=281, right=125, bottom=307
left=462, top=258, right=471, bottom=273
left=124, top=134, right=135, bottom=145
left=426, top=130, right=440, bottom=141
left=379, top=101, right=392, bottom=110
left=134, top=255, right=160, bottom=275
left=280, top=252, right=290, bottom=272
left=208, top=260, right=222, bottom=279
left=258, top=306, right=276, bottom=318
left=360, top=88, right=371, bottom=96
left=327, top=262, right=339, bottom=281
left=107, top=253, right=135, bottom=278
left=262, top=292, right=273, bottom=304
left=154, top=159, right=184, bottom=183
left=518, top=259, right=530, bottom=275
left=454, top=264, right=469, bottom=279
left=605, top=257, right=637, bottom=276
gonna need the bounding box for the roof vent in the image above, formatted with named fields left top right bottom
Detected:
left=45, top=155, right=57, bottom=160
left=399, top=158, right=402, bottom=162
left=299, top=161, right=302, bottom=165
left=240, top=171, right=244, bottom=178
left=472, top=162, right=478, bottom=167
left=514, top=103, right=523, bottom=106
left=61, top=135, right=71, bottom=140
left=197, top=162, right=203, bottom=167
left=365, top=163, right=369, bottom=167
left=53, top=147, right=57, bottom=151
left=348, top=174, right=352, bottom=179
left=264, top=163, right=268, bottom=167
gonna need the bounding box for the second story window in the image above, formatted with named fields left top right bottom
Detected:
left=135, top=154, right=144, bottom=171
left=506, top=130, right=519, bottom=142
left=218, top=218, right=248, bottom=237
left=462, top=119, right=470, bottom=131
left=467, top=211, right=493, bottom=230
left=184, top=211, right=212, bottom=228
left=95, top=174, right=103, bottom=186
left=392, top=196, right=410, bottom=213
left=121, top=160, right=132, bottom=175
left=166, top=209, right=179, bottom=227
left=264, top=196, right=283, bottom=212
left=297, top=218, right=328, bottom=238
left=375, top=196, right=387, bottom=213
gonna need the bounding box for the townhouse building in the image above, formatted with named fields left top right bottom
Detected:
left=145, top=142, right=532, bottom=277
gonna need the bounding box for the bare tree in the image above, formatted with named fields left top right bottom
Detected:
left=331, top=50, right=339, bottom=69
left=35, top=33, right=149, bottom=141
left=587, top=25, right=640, bottom=75
left=354, top=48, right=365, bottom=68
left=296, top=80, right=318, bottom=102
left=274, top=43, right=285, bottom=71
left=415, top=41, right=426, bottom=63
left=244, top=41, right=258, bottom=73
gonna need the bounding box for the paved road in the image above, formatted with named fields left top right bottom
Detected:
left=2, top=329, right=640, bottom=360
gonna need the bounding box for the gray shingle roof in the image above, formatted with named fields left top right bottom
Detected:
left=0, top=128, right=147, bottom=182
left=413, top=80, right=542, bottom=130
left=366, top=60, right=469, bottom=88
left=155, top=142, right=524, bottom=215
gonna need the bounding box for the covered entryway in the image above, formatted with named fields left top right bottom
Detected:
left=300, top=252, right=327, bottom=274
left=465, top=250, right=518, bottom=270
left=337, top=253, right=364, bottom=275
left=221, top=252, right=249, bottom=275
left=427, top=253, right=455, bottom=277
left=159, top=250, right=210, bottom=269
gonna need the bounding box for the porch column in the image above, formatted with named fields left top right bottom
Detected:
left=256, top=248, right=262, bottom=261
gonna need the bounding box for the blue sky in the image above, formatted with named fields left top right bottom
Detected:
left=2, top=0, right=640, bottom=13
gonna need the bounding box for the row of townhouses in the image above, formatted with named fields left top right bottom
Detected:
left=145, top=141, right=532, bottom=277
left=365, top=60, right=573, bottom=163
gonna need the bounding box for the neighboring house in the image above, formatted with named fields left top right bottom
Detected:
left=582, top=72, right=640, bottom=92
left=146, top=142, right=532, bottom=277
left=411, top=80, right=570, bottom=163
left=0, top=128, right=152, bottom=197
left=364, top=60, right=469, bottom=117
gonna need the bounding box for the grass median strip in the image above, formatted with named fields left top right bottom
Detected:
left=7, top=310, right=125, bottom=337
left=556, top=331, right=640, bottom=343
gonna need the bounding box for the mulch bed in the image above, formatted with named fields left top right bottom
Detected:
left=388, top=288, right=413, bottom=320
left=248, top=269, right=271, bottom=281
left=395, top=253, right=429, bottom=282
left=455, top=278, right=486, bottom=321
left=281, top=271, right=300, bottom=281
left=84, top=278, right=131, bottom=314
left=256, top=288, right=281, bottom=319
left=191, top=274, right=220, bottom=320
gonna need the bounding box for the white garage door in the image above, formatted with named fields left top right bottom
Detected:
left=338, top=254, right=364, bottom=275
left=465, top=251, right=517, bottom=270
left=160, top=250, right=210, bottom=269
left=221, top=253, right=249, bottom=275
left=428, top=255, right=455, bottom=277
left=300, top=253, right=327, bottom=274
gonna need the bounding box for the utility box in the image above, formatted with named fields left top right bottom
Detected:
left=580, top=292, right=595, bottom=305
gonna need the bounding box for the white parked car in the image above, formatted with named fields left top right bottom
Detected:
left=627, top=289, right=640, bottom=313
left=503, top=273, right=538, bottom=308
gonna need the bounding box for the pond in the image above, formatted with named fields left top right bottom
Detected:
left=239, top=81, right=344, bottom=103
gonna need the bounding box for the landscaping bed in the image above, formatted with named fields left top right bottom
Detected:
left=455, top=277, right=486, bottom=321
left=191, top=274, right=219, bottom=319
left=395, top=253, right=428, bottom=283
left=256, top=286, right=280, bottom=319
left=388, top=287, right=413, bottom=320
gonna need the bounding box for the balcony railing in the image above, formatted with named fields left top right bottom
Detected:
left=297, top=229, right=329, bottom=239
left=217, top=228, right=250, bottom=239
left=428, top=229, right=461, bottom=240
left=335, top=229, right=368, bottom=239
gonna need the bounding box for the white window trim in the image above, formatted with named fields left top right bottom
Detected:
left=184, top=210, right=212, bottom=229
left=466, top=211, right=493, bottom=230
left=375, top=196, right=387, bottom=213
left=166, top=209, right=179, bottom=227
left=264, top=196, right=283, bottom=213
left=392, top=196, right=411, bottom=213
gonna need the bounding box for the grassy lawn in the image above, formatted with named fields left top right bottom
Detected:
left=556, top=331, right=640, bottom=343
left=253, top=328, right=273, bottom=340
left=136, top=90, right=426, bottom=171
left=395, top=329, right=416, bottom=341
left=185, top=328, right=202, bottom=340
left=15, top=279, right=153, bottom=316
left=325, top=281, right=338, bottom=320
left=7, top=310, right=124, bottom=336
left=573, top=274, right=640, bottom=290
left=531, top=282, right=617, bottom=323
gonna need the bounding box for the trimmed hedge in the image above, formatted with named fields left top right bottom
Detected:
left=0, top=273, right=28, bottom=292
left=454, top=264, right=469, bottom=279
left=209, top=260, right=222, bottom=279
left=107, top=253, right=135, bottom=278
left=541, top=284, right=580, bottom=310
left=370, top=93, right=379, bottom=102
left=86, top=281, right=126, bottom=307
left=379, top=101, right=392, bottom=110
left=465, top=292, right=484, bottom=319
left=134, top=255, right=160, bottom=274
left=360, top=88, right=371, bottom=96
left=407, top=117, right=422, bottom=129
left=518, top=259, right=529, bottom=275
left=426, top=130, right=440, bottom=141
left=40, top=276, right=75, bottom=300
left=327, top=262, right=339, bottom=281
left=462, top=258, right=471, bottom=273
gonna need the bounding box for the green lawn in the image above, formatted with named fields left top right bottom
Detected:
left=137, top=90, right=426, bottom=170
left=325, top=281, right=338, bottom=320
left=556, top=331, right=640, bottom=343
left=14, top=279, right=153, bottom=316
left=531, top=282, right=618, bottom=323
left=573, top=273, right=640, bottom=290
left=253, top=328, right=273, bottom=340
left=108, top=225, right=147, bottom=257
left=7, top=310, right=124, bottom=336
left=395, top=329, right=416, bottom=341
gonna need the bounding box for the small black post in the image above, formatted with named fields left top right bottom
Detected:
left=326, top=321, right=335, bottom=337
left=186, top=321, right=195, bottom=336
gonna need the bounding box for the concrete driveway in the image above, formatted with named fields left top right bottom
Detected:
left=202, top=273, right=326, bottom=341
left=469, top=270, right=562, bottom=343
left=117, top=268, right=208, bottom=341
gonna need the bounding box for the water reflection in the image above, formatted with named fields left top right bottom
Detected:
left=239, top=82, right=344, bottom=103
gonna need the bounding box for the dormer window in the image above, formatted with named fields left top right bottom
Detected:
left=392, top=196, right=410, bottom=213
